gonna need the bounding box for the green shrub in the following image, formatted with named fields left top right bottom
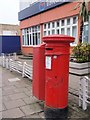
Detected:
left=72, top=43, right=90, bottom=63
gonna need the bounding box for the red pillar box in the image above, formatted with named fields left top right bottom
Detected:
left=42, top=35, right=74, bottom=109
left=33, top=44, right=45, bottom=101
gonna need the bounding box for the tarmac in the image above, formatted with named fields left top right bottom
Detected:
left=0, top=55, right=90, bottom=119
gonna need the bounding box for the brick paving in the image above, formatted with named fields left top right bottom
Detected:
left=0, top=58, right=90, bottom=119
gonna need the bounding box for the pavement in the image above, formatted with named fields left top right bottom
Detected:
left=0, top=56, right=90, bottom=119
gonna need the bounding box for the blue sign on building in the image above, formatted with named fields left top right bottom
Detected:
left=18, top=0, right=71, bottom=21
left=39, top=0, right=45, bottom=11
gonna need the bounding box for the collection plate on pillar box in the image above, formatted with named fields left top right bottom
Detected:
left=46, top=56, right=52, bottom=70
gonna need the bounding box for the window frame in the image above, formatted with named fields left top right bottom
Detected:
left=22, top=25, right=41, bottom=47
left=43, top=16, right=78, bottom=47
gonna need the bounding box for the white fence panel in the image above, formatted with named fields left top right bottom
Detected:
left=79, top=76, right=90, bottom=110
left=22, top=62, right=33, bottom=80
left=10, top=59, right=23, bottom=74
left=0, top=53, right=33, bottom=81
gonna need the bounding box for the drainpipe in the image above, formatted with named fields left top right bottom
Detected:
left=88, top=13, right=90, bottom=44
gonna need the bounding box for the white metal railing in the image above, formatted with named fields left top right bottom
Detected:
left=79, top=76, right=90, bottom=110
left=9, top=59, right=23, bottom=74
left=22, top=62, right=33, bottom=80
left=0, top=53, right=33, bottom=80
left=0, top=53, right=17, bottom=67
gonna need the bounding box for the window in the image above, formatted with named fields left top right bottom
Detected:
left=72, top=26, right=77, bottom=38
left=67, top=28, right=70, bottom=36
left=67, top=18, right=70, bottom=25
left=48, top=31, right=50, bottom=35
left=52, top=22, right=55, bottom=28
left=73, top=17, right=77, bottom=24
left=57, top=29, right=60, bottom=34
left=44, top=24, right=46, bottom=29
left=43, top=16, right=78, bottom=46
left=52, top=30, right=55, bottom=34
left=48, top=23, right=50, bottom=29
left=71, top=26, right=77, bottom=45
left=22, top=25, right=41, bottom=46
left=56, top=21, right=60, bottom=27
left=83, top=23, right=88, bottom=43
left=61, top=28, right=65, bottom=34
left=61, top=20, right=65, bottom=26
left=44, top=31, right=47, bottom=36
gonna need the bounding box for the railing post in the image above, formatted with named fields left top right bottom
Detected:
left=9, top=59, right=12, bottom=72
left=13, top=53, right=17, bottom=60
left=6, top=58, right=9, bottom=69
left=82, top=77, right=88, bottom=110
left=2, top=53, right=5, bottom=67
left=22, top=62, right=26, bottom=78
left=79, top=77, right=82, bottom=107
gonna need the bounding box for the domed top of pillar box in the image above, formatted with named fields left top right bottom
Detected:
left=42, top=34, right=75, bottom=44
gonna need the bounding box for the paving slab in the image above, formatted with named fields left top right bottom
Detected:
left=0, top=112, right=2, bottom=119
left=9, top=92, right=28, bottom=100
left=14, top=81, right=30, bottom=88
left=24, top=90, right=32, bottom=97
left=22, top=96, right=39, bottom=105
left=3, top=99, right=26, bottom=109
left=24, top=113, right=40, bottom=118
left=2, top=103, right=6, bottom=111
left=13, top=87, right=30, bottom=93
left=2, top=85, right=16, bottom=92
left=3, top=108, right=25, bottom=118
left=2, top=89, right=15, bottom=96
left=20, top=103, right=43, bottom=116
left=0, top=97, right=2, bottom=112
left=3, top=96, right=11, bottom=102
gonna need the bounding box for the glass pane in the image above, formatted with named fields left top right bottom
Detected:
left=57, top=29, right=59, bottom=34
left=29, top=28, right=31, bottom=32
left=24, top=29, right=27, bottom=34
left=32, top=27, right=34, bottom=32
left=44, top=24, right=46, bottom=29
left=67, top=18, right=70, bottom=25
left=22, top=35, right=24, bottom=45
left=73, top=17, right=77, bottom=24
left=27, top=28, right=29, bottom=33
left=37, top=33, right=40, bottom=44
left=67, top=28, right=70, bottom=36
left=48, top=23, right=50, bottom=29
left=52, top=30, right=55, bottom=34
left=34, top=26, right=37, bottom=32
left=27, top=34, right=29, bottom=45
left=72, top=26, right=77, bottom=38
left=30, top=34, right=32, bottom=45
left=35, top=33, right=37, bottom=45
left=48, top=31, right=50, bottom=35
left=25, top=34, right=27, bottom=45
left=83, top=24, right=88, bottom=43
left=61, top=28, right=65, bottom=34
left=61, top=20, right=65, bottom=26
left=52, top=22, right=55, bottom=28
left=32, top=33, right=34, bottom=45
left=44, top=31, right=47, bottom=36
left=57, top=21, right=60, bottom=27
left=37, top=26, right=40, bottom=31
left=22, top=29, right=24, bottom=34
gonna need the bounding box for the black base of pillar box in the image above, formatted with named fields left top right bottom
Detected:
left=44, top=106, right=68, bottom=120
